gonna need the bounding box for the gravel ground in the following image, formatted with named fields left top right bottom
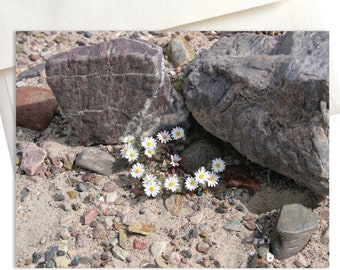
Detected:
left=15, top=31, right=329, bottom=268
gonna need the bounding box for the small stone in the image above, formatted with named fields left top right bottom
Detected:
left=71, top=256, right=80, bottom=266
left=18, top=63, right=45, bottom=79
left=63, top=160, right=73, bottom=171
left=170, top=239, right=179, bottom=251
left=320, top=226, right=329, bottom=245
left=244, top=220, right=256, bottom=231
left=54, top=255, right=71, bottom=268
left=53, top=193, right=65, bottom=201
left=243, top=212, right=258, bottom=221
left=75, top=234, right=86, bottom=248
left=180, top=250, right=192, bottom=259
left=111, top=245, right=129, bottom=261
left=103, top=181, right=119, bottom=192
left=90, top=220, right=98, bottom=228
left=105, top=192, right=117, bottom=204
left=202, top=258, right=211, bottom=267
left=101, top=251, right=112, bottom=261
left=119, top=228, right=128, bottom=250
left=128, top=223, right=157, bottom=235
left=164, top=194, right=183, bottom=216
left=155, top=256, right=168, bottom=268
left=133, top=239, right=148, bottom=250
left=258, top=245, right=270, bottom=259
left=199, top=232, right=208, bottom=238
left=67, top=190, right=78, bottom=199
left=29, top=52, right=40, bottom=61
left=32, top=252, right=42, bottom=263
left=54, top=35, right=69, bottom=44
left=270, top=203, right=318, bottom=259
left=92, top=225, right=106, bottom=240
left=24, top=258, right=32, bottom=265
left=235, top=204, right=245, bottom=212
left=19, top=143, right=47, bottom=175
left=223, top=219, right=245, bottom=232
left=59, top=228, right=71, bottom=240
left=82, top=209, right=99, bottom=225
left=196, top=241, right=210, bottom=254
left=189, top=212, right=204, bottom=225
left=167, top=36, right=195, bottom=67
left=75, top=148, right=118, bottom=175
left=45, top=245, right=58, bottom=261
left=150, top=241, right=167, bottom=258
left=84, top=31, right=92, bottom=38
left=56, top=250, right=65, bottom=256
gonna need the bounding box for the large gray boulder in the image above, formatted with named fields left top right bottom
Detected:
left=183, top=32, right=329, bottom=195
left=46, top=37, right=189, bottom=146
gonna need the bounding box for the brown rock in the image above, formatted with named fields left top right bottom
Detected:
left=196, top=241, right=210, bottom=254
left=20, top=143, right=47, bottom=175
left=164, top=194, right=183, bottom=216
left=244, top=220, right=256, bottom=231
left=119, top=228, right=128, bottom=250
left=167, top=36, right=195, bottom=67
left=102, top=181, right=119, bottom=192
left=82, top=209, right=99, bottom=225
left=133, top=239, right=148, bottom=250
left=128, top=223, right=157, bottom=235
left=67, top=190, right=78, bottom=199
left=16, top=86, right=58, bottom=131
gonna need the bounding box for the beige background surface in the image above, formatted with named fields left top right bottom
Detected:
left=0, top=0, right=338, bottom=268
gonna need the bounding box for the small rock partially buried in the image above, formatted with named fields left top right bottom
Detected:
left=270, top=203, right=318, bottom=259
left=128, top=223, right=157, bottom=236
left=20, top=143, right=47, bottom=175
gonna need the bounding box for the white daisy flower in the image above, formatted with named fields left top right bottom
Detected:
left=164, top=175, right=180, bottom=192
left=120, top=143, right=132, bottom=158
left=130, top=163, right=145, bottom=178
left=157, top=130, right=172, bottom=144
left=142, top=174, right=157, bottom=186
left=170, top=154, right=181, bottom=167
left=126, top=147, right=139, bottom=162
left=185, top=176, right=198, bottom=191
left=144, top=147, right=155, bottom=158
left=141, top=136, right=157, bottom=149
left=194, top=167, right=210, bottom=184
left=122, top=135, right=135, bottom=144
left=211, top=158, right=226, bottom=173
left=144, top=182, right=161, bottom=197
left=171, top=126, right=185, bottom=140
left=206, top=172, right=219, bottom=187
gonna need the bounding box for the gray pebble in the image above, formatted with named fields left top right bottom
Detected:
left=45, top=245, right=58, bottom=261
left=53, top=193, right=65, bottom=201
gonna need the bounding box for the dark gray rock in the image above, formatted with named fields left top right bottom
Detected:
left=183, top=31, right=329, bottom=195
left=46, top=37, right=189, bottom=146
left=75, top=147, right=123, bottom=175
left=18, top=63, right=45, bottom=79
left=270, top=203, right=318, bottom=259
left=180, top=139, right=224, bottom=172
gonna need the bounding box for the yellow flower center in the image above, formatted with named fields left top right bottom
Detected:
left=129, top=153, right=135, bottom=158
left=215, top=163, right=221, bottom=168
left=135, top=168, right=141, bottom=173
left=146, top=141, right=152, bottom=147
left=169, top=182, right=175, bottom=187
left=190, top=181, right=195, bottom=186
left=162, top=134, right=167, bottom=139
left=199, top=174, right=205, bottom=179
left=149, top=186, right=155, bottom=192
left=175, top=131, right=181, bottom=137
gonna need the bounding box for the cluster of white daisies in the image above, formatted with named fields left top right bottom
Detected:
left=120, top=126, right=226, bottom=197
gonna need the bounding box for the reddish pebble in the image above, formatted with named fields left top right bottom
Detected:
left=133, top=239, right=148, bottom=250
left=82, top=209, right=99, bottom=225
